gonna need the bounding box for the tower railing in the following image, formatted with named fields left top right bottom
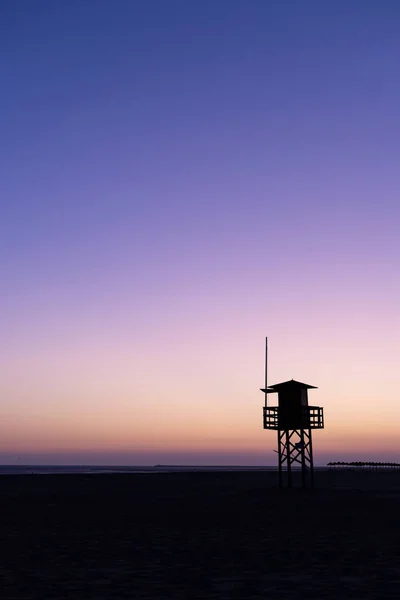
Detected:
left=263, top=406, right=324, bottom=430
left=307, top=406, right=324, bottom=429
left=263, top=406, right=279, bottom=429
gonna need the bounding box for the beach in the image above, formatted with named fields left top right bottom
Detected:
left=1, top=470, right=400, bottom=599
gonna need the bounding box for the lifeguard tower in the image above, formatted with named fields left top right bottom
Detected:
left=261, top=339, right=324, bottom=488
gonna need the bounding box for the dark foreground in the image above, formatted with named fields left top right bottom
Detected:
left=2, top=470, right=400, bottom=599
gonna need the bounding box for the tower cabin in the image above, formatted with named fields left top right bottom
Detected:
left=261, top=379, right=324, bottom=431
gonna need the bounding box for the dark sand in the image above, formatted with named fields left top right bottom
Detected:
left=1, top=470, right=400, bottom=599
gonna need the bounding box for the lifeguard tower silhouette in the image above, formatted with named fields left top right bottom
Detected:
left=261, top=338, right=324, bottom=488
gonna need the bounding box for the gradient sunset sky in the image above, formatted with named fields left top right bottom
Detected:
left=1, top=0, right=400, bottom=465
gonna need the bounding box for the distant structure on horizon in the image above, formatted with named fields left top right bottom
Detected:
left=261, top=338, right=324, bottom=488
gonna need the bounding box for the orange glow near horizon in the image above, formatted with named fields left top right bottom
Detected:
left=2, top=343, right=400, bottom=465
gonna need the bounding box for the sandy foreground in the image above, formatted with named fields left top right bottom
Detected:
left=1, top=470, right=400, bottom=599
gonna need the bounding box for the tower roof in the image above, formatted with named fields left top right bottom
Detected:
left=260, top=379, right=317, bottom=393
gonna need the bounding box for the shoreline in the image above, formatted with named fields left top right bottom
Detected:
left=0, top=468, right=400, bottom=490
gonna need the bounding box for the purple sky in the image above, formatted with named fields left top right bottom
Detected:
left=1, top=1, right=400, bottom=465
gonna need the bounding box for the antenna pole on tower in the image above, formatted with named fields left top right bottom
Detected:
left=264, top=337, right=268, bottom=408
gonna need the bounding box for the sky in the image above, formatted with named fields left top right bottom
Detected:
left=1, top=0, right=400, bottom=465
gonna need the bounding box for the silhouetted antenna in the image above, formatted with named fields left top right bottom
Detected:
left=264, top=337, right=268, bottom=408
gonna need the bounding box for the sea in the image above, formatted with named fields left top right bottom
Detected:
left=0, top=465, right=328, bottom=475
